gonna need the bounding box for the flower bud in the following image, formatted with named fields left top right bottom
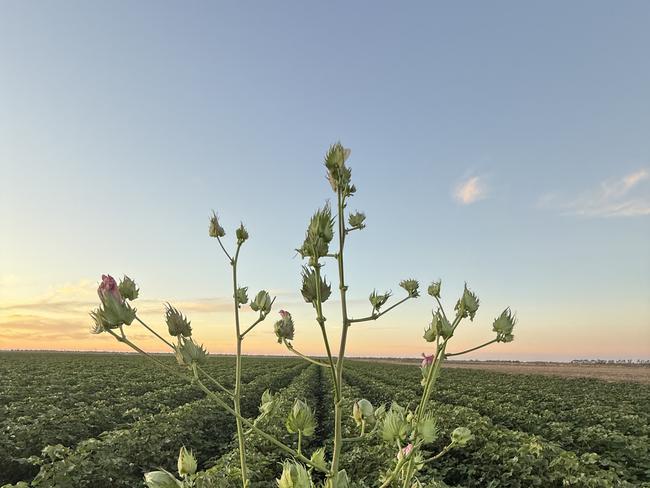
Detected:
left=173, top=337, right=208, bottom=366
left=324, top=142, right=354, bottom=195
left=165, top=304, right=192, bottom=337
left=259, top=389, right=278, bottom=417
left=427, top=280, right=441, bottom=298
left=310, top=447, right=327, bottom=471
left=421, top=353, right=434, bottom=368
left=297, top=205, right=334, bottom=262
left=98, top=274, right=122, bottom=304
left=118, top=275, right=139, bottom=301
left=144, top=470, right=181, bottom=488
left=234, top=286, right=249, bottom=306
left=369, top=290, right=391, bottom=312
left=177, top=446, right=197, bottom=477
left=326, top=470, right=350, bottom=488
left=432, top=311, right=453, bottom=339
left=352, top=398, right=375, bottom=427
left=348, top=211, right=366, bottom=230
left=250, top=290, right=273, bottom=314
left=208, top=211, right=226, bottom=238
left=236, top=223, right=249, bottom=244
left=492, top=307, right=516, bottom=343
left=399, top=279, right=420, bottom=298
left=417, top=412, right=438, bottom=443
left=423, top=322, right=436, bottom=342
left=381, top=404, right=410, bottom=443
left=274, top=310, right=295, bottom=343
left=451, top=426, right=474, bottom=447
left=300, top=267, right=331, bottom=305
left=397, top=443, right=413, bottom=461
left=455, top=284, right=480, bottom=321
left=277, top=461, right=313, bottom=488
left=286, top=398, right=316, bottom=437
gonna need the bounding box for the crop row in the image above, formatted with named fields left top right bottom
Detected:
left=343, top=367, right=640, bottom=487
left=349, top=362, right=650, bottom=484
left=1, top=359, right=306, bottom=488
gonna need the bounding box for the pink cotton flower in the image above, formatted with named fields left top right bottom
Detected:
left=98, top=274, right=123, bottom=303
left=397, top=443, right=413, bottom=460
left=421, top=352, right=434, bottom=368
left=279, top=310, right=290, bottom=320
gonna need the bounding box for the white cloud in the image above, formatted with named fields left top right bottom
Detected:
left=453, top=175, right=488, bottom=205
left=539, top=168, right=650, bottom=218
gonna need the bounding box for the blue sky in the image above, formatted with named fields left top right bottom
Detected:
left=1, top=1, right=649, bottom=359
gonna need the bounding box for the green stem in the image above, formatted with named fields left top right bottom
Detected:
left=283, top=340, right=330, bottom=367
left=231, top=243, right=248, bottom=487
left=195, top=364, right=234, bottom=397
left=332, top=189, right=349, bottom=475
left=423, top=443, right=454, bottom=464
left=445, top=338, right=498, bottom=357
left=297, top=430, right=303, bottom=456
left=348, top=296, right=412, bottom=324
left=134, top=315, right=175, bottom=349
left=313, top=265, right=340, bottom=393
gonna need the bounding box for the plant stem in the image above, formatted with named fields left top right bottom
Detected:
left=445, top=338, right=498, bottom=357
left=348, top=296, right=412, bottom=324
left=297, top=430, right=303, bottom=456
left=195, top=364, right=234, bottom=397
left=423, top=443, right=454, bottom=464
left=313, top=265, right=340, bottom=392
left=230, top=243, right=248, bottom=487
left=283, top=340, right=330, bottom=367
left=135, top=315, right=175, bottom=349
left=331, top=189, right=349, bottom=475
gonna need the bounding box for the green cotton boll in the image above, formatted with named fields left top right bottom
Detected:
left=274, top=312, right=295, bottom=343
left=493, top=308, right=517, bottom=341
left=417, top=413, right=438, bottom=444
left=348, top=211, right=366, bottom=229
left=300, top=267, right=331, bottom=305
left=298, top=205, right=334, bottom=260
left=208, top=211, right=226, bottom=238
left=451, top=426, right=474, bottom=447
left=118, top=275, right=139, bottom=301
left=177, top=446, right=197, bottom=477
left=259, top=389, right=278, bottom=416
left=352, top=398, right=375, bottom=427
left=234, top=286, right=249, bottom=305
left=433, top=311, right=453, bottom=339
left=250, top=290, right=272, bottom=314
left=423, top=322, right=437, bottom=342
left=144, top=470, right=182, bottom=488
left=236, top=223, right=249, bottom=244
left=324, top=142, right=352, bottom=193
left=457, top=284, right=480, bottom=321
left=174, top=337, right=208, bottom=366
left=325, top=470, right=350, bottom=488
left=286, top=399, right=316, bottom=437
left=309, top=447, right=327, bottom=472
left=369, top=290, right=391, bottom=311
left=427, top=280, right=441, bottom=299
left=165, top=304, right=192, bottom=337
left=277, top=461, right=313, bottom=488
left=381, top=407, right=410, bottom=443
left=399, top=279, right=420, bottom=298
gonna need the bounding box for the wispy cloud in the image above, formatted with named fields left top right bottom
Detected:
left=539, top=169, right=650, bottom=218
left=453, top=175, right=488, bottom=205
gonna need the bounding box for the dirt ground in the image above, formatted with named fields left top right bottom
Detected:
left=361, top=359, right=650, bottom=384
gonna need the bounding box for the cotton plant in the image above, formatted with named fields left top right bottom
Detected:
left=90, top=143, right=517, bottom=488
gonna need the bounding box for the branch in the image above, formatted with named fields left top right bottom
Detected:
left=283, top=340, right=329, bottom=368
left=215, top=235, right=233, bottom=263
left=349, top=296, right=412, bottom=324
left=445, top=338, right=498, bottom=358
left=423, top=442, right=454, bottom=464
left=194, top=363, right=234, bottom=397
left=135, top=315, right=174, bottom=350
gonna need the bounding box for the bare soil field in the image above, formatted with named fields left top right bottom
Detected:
left=359, top=358, right=650, bottom=384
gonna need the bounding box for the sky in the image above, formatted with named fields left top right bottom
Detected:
left=1, top=1, right=649, bottom=361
